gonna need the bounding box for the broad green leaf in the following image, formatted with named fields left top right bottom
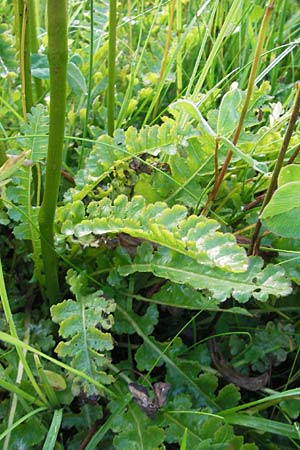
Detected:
left=280, top=398, right=300, bottom=419
left=51, top=270, right=116, bottom=395
left=170, top=99, right=267, bottom=173
left=67, top=61, right=87, bottom=95
left=260, top=182, right=300, bottom=238
left=278, top=164, right=300, bottom=186
left=152, top=282, right=219, bottom=310
left=113, top=425, right=165, bottom=450
left=5, top=417, right=46, bottom=449
left=43, top=370, right=67, bottom=391
left=31, top=53, right=49, bottom=79
left=170, top=99, right=216, bottom=137
left=217, top=84, right=244, bottom=136
left=118, top=243, right=291, bottom=303
left=113, top=300, right=159, bottom=335
left=0, top=151, right=28, bottom=185
left=197, top=374, right=218, bottom=397
left=135, top=339, right=165, bottom=371
left=59, top=195, right=249, bottom=273
left=216, top=384, right=241, bottom=410
left=70, top=119, right=192, bottom=201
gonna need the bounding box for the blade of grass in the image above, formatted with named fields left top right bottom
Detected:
left=0, top=255, right=48, bottom=405
left=0, top=407, right=47, bottom=443
left=179, top=428, right=187, bottom=450
left=41, top=409, right=63, bottom=450
left=107, top=0, right=117, bottom=136
left=117, top=303, right=218, bottom=409
left=223, top=413, right=300, bottom=440
left=0, top=331, right=114, bottom=396
left=206, top=0, right=276, bottom=208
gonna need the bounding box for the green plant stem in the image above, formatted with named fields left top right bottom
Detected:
left=127, top=0, right=133, bottom=52
left=0, top=255, right=48, bottom=405
left=107, top=0, right=117, bottom=137
left=28, top=0, right=43, bottom=101
left=4, top=302, right=34, bottom=450
left=249, top=82, right=300, bottom=255
left=207, top=1, right=275, bottom=206
left=19, top=0, right=33, bottom=117
left=153, top=0, right=175, bottom=118
left=117, top=304, right=218, bottom=409
left=79, top=0, right=94, bottom=169
left=38, top=0, right=68, bottom=305
left=176, top=0, right=182, bottom=95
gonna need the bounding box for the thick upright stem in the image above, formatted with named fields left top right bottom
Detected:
left=38, top=0, right=68, bottom=304
left=107, top=0, right=117, bottom=137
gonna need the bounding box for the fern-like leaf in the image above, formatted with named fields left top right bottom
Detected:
left=51, top=269, right=116, bottom=395
left=117, top=243, right=291, bottom=302
left=4, top=104, right=49, bottom=282
left=69, top=120, right=193, bottom=201
left=58, top=194, right=248, bottom=273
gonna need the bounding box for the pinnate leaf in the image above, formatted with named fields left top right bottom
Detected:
left=118, top=243, right=291, bottom=303
left=59, top=194, right=249, bottom=273
left=51, top=270, right=116, bottom=395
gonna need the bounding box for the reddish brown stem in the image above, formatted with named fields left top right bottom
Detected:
left=243, top=193, right=265, bottom=211
left=249, top=82, right=300, bottom=255
left=287, top=143, right=300, bottom=164
left=206, top=1, right=275, bottom=208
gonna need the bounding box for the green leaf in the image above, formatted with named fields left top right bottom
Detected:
left=113, top=425, right=165, bottom=450
left=4, top=104, right=49, bottom=282
left=19, top=104, right=49, bottom=161
left=260, top=182, right=300, bottom=238
left=135, top=339, right=164, bottom=371
left=118, top=243, right=291, bottom=303
left=0, top=152, right=28, bottom=186
left=31, top=53, right=49, bottom=79
left=280, top=398, right=300, bottom=420
left=216, top=384, right=241, bottom=410
left=197, top=374, right=218, bottom=397
left=170, top=99, right=267, bottom=173
left=6, top=417, right=46, bottom=449
left=70, top=119, right=192, bottom=201
left=51, top=270, right=116, bottom=395
left=278, top=164, right=300, bottom=186
left=217, top=84, right=244, bottom=136
left=59, top=195, right=249, bottom=273
left=113, top=300, right=159, bottom=336
left=152, top=282, right=219, bottom=310
left=67, top=61, right=87, bottom=95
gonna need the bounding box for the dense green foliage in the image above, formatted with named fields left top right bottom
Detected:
left=1, top=0, right=300, bottom=449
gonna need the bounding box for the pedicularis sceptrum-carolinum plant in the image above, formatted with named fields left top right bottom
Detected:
left=1, top=1, right=300, bottom=449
